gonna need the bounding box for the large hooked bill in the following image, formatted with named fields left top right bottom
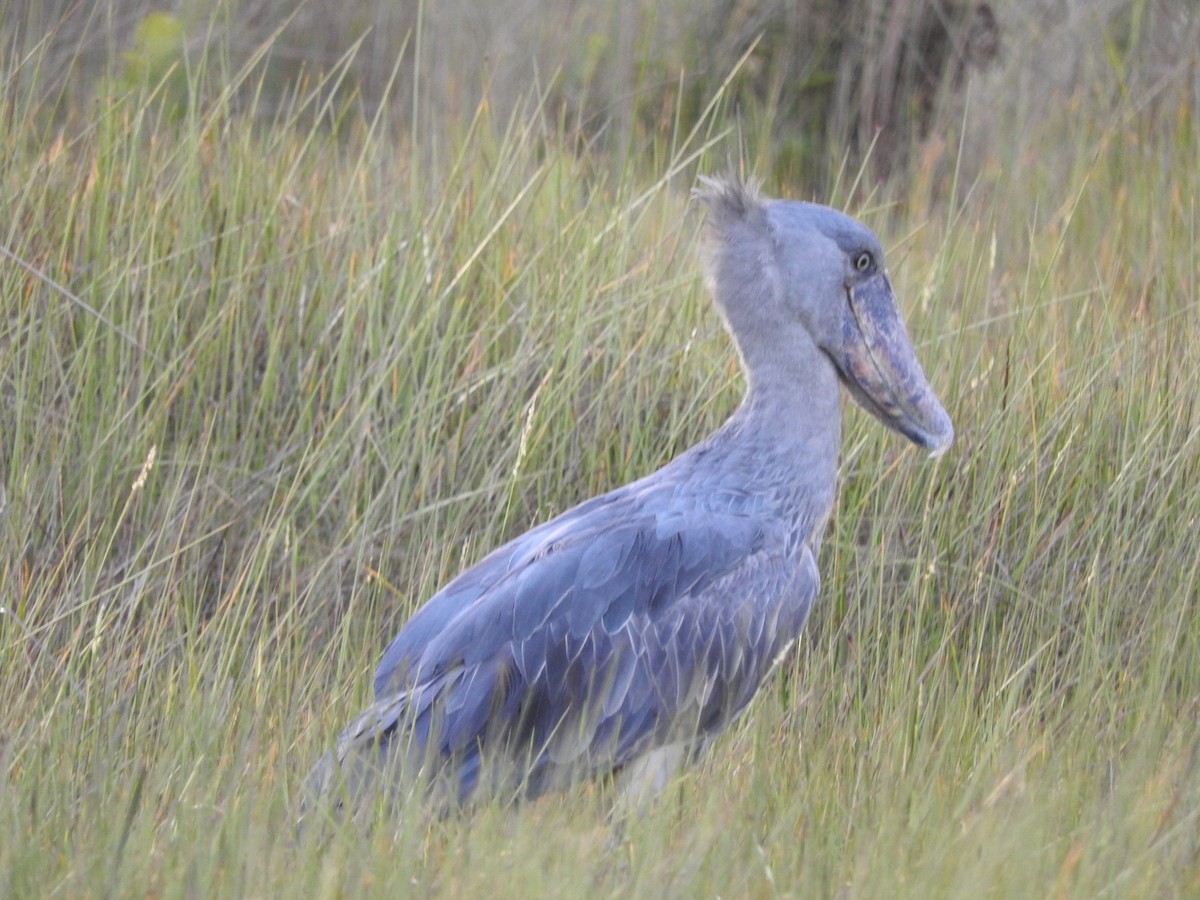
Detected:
left=834, top=272, right=954, bottom=458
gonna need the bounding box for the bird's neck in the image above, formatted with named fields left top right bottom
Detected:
left=733, top=327, right=843, bottom=465
left=704, top=337, right=843, bottom=541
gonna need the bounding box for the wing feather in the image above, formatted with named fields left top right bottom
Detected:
left=336, top=476, right=819, bottom=807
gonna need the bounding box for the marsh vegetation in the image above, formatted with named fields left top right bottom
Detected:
left=2, top=2, right=1198, bottom=895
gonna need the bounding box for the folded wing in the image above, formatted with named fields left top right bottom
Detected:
left=308, top=481, right=817, bottom=810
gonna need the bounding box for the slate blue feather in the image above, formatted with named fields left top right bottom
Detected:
left=300, top=175, right=953, bottom=822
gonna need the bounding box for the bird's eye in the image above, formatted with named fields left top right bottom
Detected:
left=854, top=251, right=874, bottom=273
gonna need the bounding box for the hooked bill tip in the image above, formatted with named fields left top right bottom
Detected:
left=924, top=426, right=954, bottom=460
left=911, top=408, right=954, bottom=459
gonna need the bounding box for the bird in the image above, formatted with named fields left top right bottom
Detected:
left=300, top=174, right=953, bottom=825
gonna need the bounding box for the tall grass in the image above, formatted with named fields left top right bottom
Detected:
left=2, top=8, right=1199, bottom=897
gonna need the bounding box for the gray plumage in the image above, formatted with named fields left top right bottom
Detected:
left=301, top=175, right=952, bottom=823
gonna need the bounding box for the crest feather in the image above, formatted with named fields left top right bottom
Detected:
left=694, top=174, right=767, bottom=234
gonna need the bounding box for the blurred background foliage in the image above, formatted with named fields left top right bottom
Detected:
left=4, top=0, right=1196, bottom=191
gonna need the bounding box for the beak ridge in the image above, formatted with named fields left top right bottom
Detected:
left=836, top=273, right=954, bottom=457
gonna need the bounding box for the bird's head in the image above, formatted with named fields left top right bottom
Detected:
left=697, top=175, right=953, bottom=457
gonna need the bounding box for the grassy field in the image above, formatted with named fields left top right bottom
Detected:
left=2, top=8, right=1199, bottom=898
